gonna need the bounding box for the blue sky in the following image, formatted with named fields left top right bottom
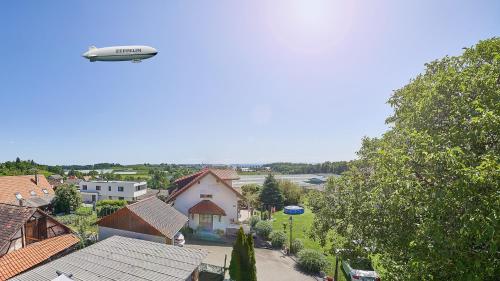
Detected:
left=0, top=1, right=498, bottom=165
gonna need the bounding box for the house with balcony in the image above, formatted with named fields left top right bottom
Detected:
left=78, top=180, right=147, bottom=202
left=167, top=168, right=244, bottom=234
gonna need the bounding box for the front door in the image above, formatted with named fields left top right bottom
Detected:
left=91, top=195, right=96, bottom=202
left=199, top=214, right=213, bottom=231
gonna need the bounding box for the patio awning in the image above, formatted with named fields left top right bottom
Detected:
left=188, top=200, right=226, bottom=216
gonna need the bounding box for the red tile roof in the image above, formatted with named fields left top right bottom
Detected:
left=173, top=170, right=205, bottom=188
left=173, top=168, right=239, bottom=188
left=168, top=169, right=244, bottom=202
left=0, top=234, right=79, bottom=280
left=0, top=175, right=54, bottom=206
left=209, top=169, right=239, bottom=180
left=188, top=200, right=226, bottom=216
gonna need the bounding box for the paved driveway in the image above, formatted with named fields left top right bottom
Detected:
left=185, top=241, right=316, bottom=281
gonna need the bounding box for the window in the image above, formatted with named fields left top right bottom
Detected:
left=108, top=186, right=111, bottom=191
left=218, top=215, right=222, bottom=222
left=108, top=196, right=112, bottom=200
left=82, top=185, right=87, bottom=190
left=118, top=197, right=124, bottom=200
left=118, top=186, right=124, bottom=192
left=42, top=189, right=48, bottom=194
left=200, top=194, right=213, bottom=198
left=30, top=191, right=36, bottom=196
left=15, top=193, right=23, bottom=200
left=96, top=186, right=101, bottom=191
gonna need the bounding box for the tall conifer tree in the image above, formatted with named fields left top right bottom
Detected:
left=259, top=174, right=284, bottom=212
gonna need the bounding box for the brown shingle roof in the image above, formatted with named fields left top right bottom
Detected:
left=188, top=200, right=226, bottom=216
left=0, top=234, right=79, bottom=280
left=0, top=175, right=54, bottom=207
left=0, top=204, right=36, bottom=254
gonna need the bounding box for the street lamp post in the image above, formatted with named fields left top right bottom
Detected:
left=283, top=205, right=304, bottom=255
left=289, top=215, right=293, bottom=252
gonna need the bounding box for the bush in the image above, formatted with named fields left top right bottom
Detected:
left=249, top=216, right=261, bottom=229
left=97, top=205, right=122, bottom=218
left=75, top=206, right=93, bottom=216
left=297, top=249, right=328, bottom=273
left=261, top=211, right=269, bottom=220
left=96, top=200, right=127, bottom=207
left=254, top=220, right=273, bottom=239
left=180, top=226, right=194, bottom=236
left=290, top=239, right=304, bottom=255
left=96, top=200, right=127, bottom=218
left=270, top=231, right=287, bottom=248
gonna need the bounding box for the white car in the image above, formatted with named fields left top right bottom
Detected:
left=342, top=259, right=380, bottom=281
left=174, top=232, right=185, bottom=247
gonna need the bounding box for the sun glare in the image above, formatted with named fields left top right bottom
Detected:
left=262, top=0, right=358, bottom=56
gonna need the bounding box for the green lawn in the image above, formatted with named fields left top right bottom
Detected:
left=271, top=208, right=347, bottom=280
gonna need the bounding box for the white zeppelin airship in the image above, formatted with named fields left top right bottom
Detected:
left=82, top=45, right=158, bottom=62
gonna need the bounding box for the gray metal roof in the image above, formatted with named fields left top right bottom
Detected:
left=11, top=236, right=207, bottom=281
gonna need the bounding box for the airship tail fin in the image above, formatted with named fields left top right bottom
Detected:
left=88, top=45, right=97, bottom=51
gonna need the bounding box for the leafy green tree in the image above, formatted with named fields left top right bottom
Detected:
left=265, top=161, right=349, bottom=174
left=278, top=180, right=301, bottom=206
left=147, top=169, right=170, bottom=189
left=241, top=184, right=261, bottom=215
left=67, top=169, right=83, bottom=178
left=310, top=38, right=500, bottom=280
left=53, top=184, right=82, bottom=214
left=259, top=174, right=284, bottom=212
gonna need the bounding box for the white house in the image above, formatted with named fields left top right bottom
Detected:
left=78, top=180, right=147, bottom=202
left=167, top=168, right=244, bottom=233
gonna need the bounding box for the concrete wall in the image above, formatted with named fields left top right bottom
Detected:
left=98, top=226, right=170, bottom=244
left=173, top=173, right=239, bottom=232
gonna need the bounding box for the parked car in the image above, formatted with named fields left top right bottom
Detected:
left=174, top=232, right=185, bottom=247
left=342, top=258, right=380, bottom=281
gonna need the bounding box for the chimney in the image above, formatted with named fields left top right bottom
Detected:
left=34, top=172, right=38, bottom=185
